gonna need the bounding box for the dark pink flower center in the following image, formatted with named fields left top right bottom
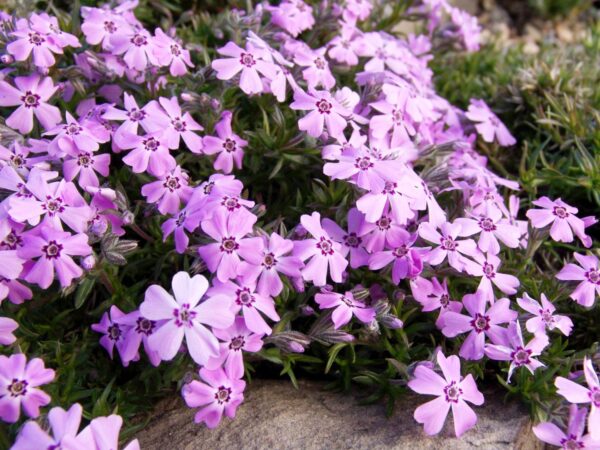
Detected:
left=108, top=323, right=122, bottom=341
left=214, top=386, right=232, bottom=404
left=10, top=154, right=25, bottom=168
left=393, top=245, right=409, bottom=258
left=471, top=313, right=490, bottom=333
left=560, top=436, right=584, bottom=449
left=589, top=387, right=600, bottom=407
left=220, top=237, right=239, bottom=254
left=443, top=381, right=462, bottom=403
left=170, top=44, right=181, bottom=56
left=28, top=32, right=45, bottom=45
left=354, top=156, right=373, bottom=171
left=262, top=252, right=277, bottom=269
left=174, top=303, right=196, bottom=327
left=221, top=196, right=240, bottom=211
left=553, top=206, right=568, bottom=219
left=104, top=21, right=117, bottom=33
left=586, top=269, right=600, bottom=284
left=478, top=217, right=496, bottom=232
left=439, top=294, right=450, bottom=308
left=316, top=99, right=332, bottom=114
left=128, top=108, right=146, bottom=122
left=172, top=118, right=186, bottom=131
left=163, top=175, right=181, bottom=192
left=235, top=288, right=255, bottom=306
left=314, top=57, right=326, bottom=70
left=175, top=211, right=187, bottom=227
left=229, top=336, right=245, bottom=351
left=392, top=109, right=404, bottom=124
left=376, top=216, right=391, bottom=230
left=1, top=230, right=22, bottom=250
left=316, top=236, right=334, bottom=255
left=143, top=137, right=159, bottom=151
left=135, top=317, right=155, bottom=336
left=223, top=138, right=237, bottom=153
left=240, top=52, right=256, bottom=67
left=43, top=196, right=65, bottom=215
left=21, top=91, right=40, bottom=109
left=440, top=237, right=457, bottom=251
left=78, top=153, right=93, bottom=167
left=203, top=182, right=214, bottom=195
left=42, top=240, right=63, bottom=259
left=8, top=379, right=28, bottom=397
left=65, top=123, right=82, bottom=135
left=383, top=181, right=397, bottom=194
left=540, top=309, right=554, bottom=325
left=511, top=347, right=532, bottom=366
left=344, top=232, right=361, bottom=248
left=131, top=33, right=148, bottom=47
left=482, top=262, right=495, bottom=278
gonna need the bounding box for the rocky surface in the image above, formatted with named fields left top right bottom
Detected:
left=137, top=379, right=542, bottom=450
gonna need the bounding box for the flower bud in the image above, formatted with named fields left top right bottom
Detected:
left=81, top=254, right=96, bottom=271
left=121, top=211, right=134, bottom=226
left=0, top=54, right=14, bottom=64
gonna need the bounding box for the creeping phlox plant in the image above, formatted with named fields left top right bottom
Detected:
left=0, top=0, right=597, bottom=448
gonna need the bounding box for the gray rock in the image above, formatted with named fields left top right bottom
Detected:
left=137, top=379, right=542, bottom=450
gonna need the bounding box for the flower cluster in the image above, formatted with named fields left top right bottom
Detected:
left=0, top=0, right=596, bottom=447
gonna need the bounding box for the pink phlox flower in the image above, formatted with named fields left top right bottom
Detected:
left=152, top=28, right=194, bottom=76
left=44, top=111, right=110, bottom=156
left=114, top=309, right=161, bottom=367
left=294, top=46, right=336, bottom=90
left=555, top=357, right=600, bottom=441
left=91, top=305, right=134, bottom=365
left=141, top=165, right=193, bottom=215
left=119, top=132, right=176, bottom=176
left=238, top=232, right=304, bottom=297
left=418, top=221, right=479, bottom=273
left=0, top=74, right=61, bottom=134
left=407, top=351, right=484, bottom=437
left=81, top=7, right=132, bottom=50
left=322, top=122, right=367, bottom=160
left=102, top=93, right=154, bottom=147
left=441, top=290, right=516, bottom=360
left=321, top=208, right=369, bottom=269
left=139, top=271, right=235, bottom=365
left=207, top=279, right=280, bottom=335
left=369, top=228, right=426, bottom=283
left=533, top=404, right=600, bottom=450
left=11, top=403, right=84, bottom=450
left=62, top=148, right=110, bottom=188
left=410, top=276, right=462, bottom=329
left=182, top=365, right=246, bottom=429
left=203, top=110, right=247, bottom=174
left=517, top=293, right=573, bottom=337
left=465, top=99, right=515, bottom=146
left=266, top=0, right=315, bottom=37
left=484, top=320, right=549, bottom=382
left=109, top=26, right=158, bottom=71
left=556, top=253, right=600, bottom=307
left=211, top=41, right=278, bottom=95
left=198, top=209, right=263, bottom=282
left=455, top=209, right=520, bottom=255
left=293, top=212, right=349, bottom=286
left=356, top=175, right=421, bottom=225
left=17, top=225, right=91, bottom=289
left=527, top=197, right=592, bottom=248
left=449, top=7, right=481, bottom=52
left=314, top=289, right=376, bottom=329
left=0, top=220, right=25, bottom=282
left=469, top=253, right=520, bottom=302
left=69, top=414, right=140, bottom=450
left=205, top=316, right=265, bottom=378
left=328, top=22, right=362, bottom=66
left=290, top=88, right=350, bottom=139
left=323, top=145, right=404, bottom=193
left=0, top=353, right=55, bottom=423
left=8, top=173, right=93, bottom=232
left=469, top=187, right=510, bottom=219
left=0, top=317, right=18, bottom=345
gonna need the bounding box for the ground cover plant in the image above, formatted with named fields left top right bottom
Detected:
left=0, top=0, right=599, bottom=448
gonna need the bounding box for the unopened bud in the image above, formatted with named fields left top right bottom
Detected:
left=121, top=211, right=134, bottom=225
left=90, top=218, right=108, bottom=236
left=1, top=54, right=14, bottom=64
left=81, top=254, right=96, bottom=271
